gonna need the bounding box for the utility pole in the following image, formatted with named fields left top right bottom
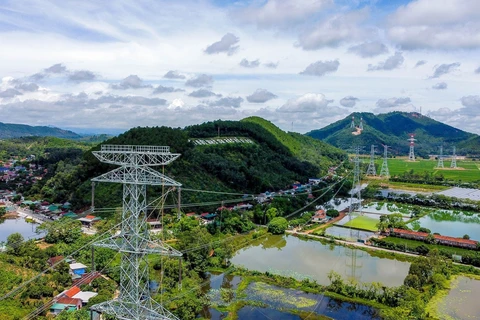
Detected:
left=366, top=145, right=377, bottom=176
left=91, top=182, right=95, bottom=212
left=89, top=145, right=182, bottom=320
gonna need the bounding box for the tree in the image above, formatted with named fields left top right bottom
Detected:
left=37, top=218, right=82, bottom=244
left=268, top=217, right=288, bottom=234
left=6, top=232, right=24, bottom=255
left=326, top=209, right=339, bottom=218
left=0, top=206, right=6, bottom=217
left=463, top=234, right=470, bottom=240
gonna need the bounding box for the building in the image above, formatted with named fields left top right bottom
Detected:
left=312, top=210, right=328, bottom=223
left=50, top=302, right=78, bottom=315
left=69, top=263, right=87, bottom=276
left=62, top=286, right=81, bottom=298
left=390, top=228, right=478, bottom=250
left=146, top=218, right=162, bottom=229
left=47, top=256, right=64, bottom=267
left=72, top=272, right=102, bottom=286
left=72, top=291, right=98, bottom=306
left=78, top=215, right=101, bottom=227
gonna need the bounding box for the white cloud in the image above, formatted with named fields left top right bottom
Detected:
left=239, top=59, right=260, bottom=68
left=112, top=75, right=151, bottom=89
left=164, top=71, right=186, bottom=79
left=233, top=0, right=332, bottom=28
left=185, top=74, right=214, bottom=88
left=277, top=93, right=333, bottom=113
left=339, top=96, right=359, bottom=108
left=432, top=82, right=447, bottom=90
left=348, top=42, right=388, bottom=58
left=246, top=89, right=277, bottom=103
left=300, top=60, right=340, bottom=77
left=387, top=0, right=480, bottom=50
left=297, top=9, right=370, bottom=50
left=204, top=33, right=239, bottom=55
left=368, top=52, right=404, bottom=71
left=431, top=63, right=460, bottom=78
left=374, top=97, right=415, bottom=113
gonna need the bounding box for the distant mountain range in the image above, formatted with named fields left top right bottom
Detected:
left=0, top=122, right=81, bottom=139
left=306, top=112, right=479, bottom=156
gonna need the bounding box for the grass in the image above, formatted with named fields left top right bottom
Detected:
left=383, top=181, right=450, bottom=192
left=374, top=158, right=480, bottom=182
left=343, top=216, right=378, bottom=231
left=382, top=236, right=478, bottom=257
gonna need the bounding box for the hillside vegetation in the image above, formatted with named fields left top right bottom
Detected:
left=24, top=118, right=346, bottom=211
left=306, top=112, right=476, bottom=156
left=0, top=122, right=81, bottom=139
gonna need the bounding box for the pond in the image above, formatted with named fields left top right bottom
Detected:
left=409, top=210, right=480, bottom=240
left=0, top=218, right=45, bottom=243
left=435, top=276, right=480, bottom=319
left=231, top=234, right=410, bottom=287
left=324, top=225, right=375, bottom=241
left=243, top=282, right=381, bottom=320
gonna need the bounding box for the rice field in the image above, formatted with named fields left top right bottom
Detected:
left=373, top=158, right=480, bottom=182
left=343, top=215, right=379, bottom=231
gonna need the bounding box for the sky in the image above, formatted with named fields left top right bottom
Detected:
left=0, top=0, right=479, bottom=135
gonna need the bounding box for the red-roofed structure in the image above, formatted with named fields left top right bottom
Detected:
left=63, top=286, right=81, bottom=298
left=391, top=228, right=478, bottom=249
left=56, top=297, right=82, bottom=309
left=47, top=256, right=64, bottom=267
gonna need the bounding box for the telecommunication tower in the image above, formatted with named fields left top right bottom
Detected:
left=349, top=147, right=362, bottom=216
left=366, top=145, right=376, bottom=176
left=379, top=144, right=390, bottom=177
left=408, top=133, right=416, bottom=161
left=359, top=117, right=364, bottom=130
left=437, top=146, right=444, bottom=168
left=451, top=146, right=457, bottom=168
left=90, top=145, right=182, bottom=320
left=350, top=116, right=355, bottom=129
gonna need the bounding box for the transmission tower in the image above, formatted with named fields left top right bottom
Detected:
left=350, top=116, right=355, bottom=129
left=437, top=146, right=444, bottom=168
left=379, top=144, right=390, bottom=177
left=90, top=145, right=182, bottom=320
left=450, top=146, right=457, bottom=168
left=366, top=145, right=376, bottom=176
left=349, top=147, right=362, bottom=216
left=359, top=117, right=364, bottom=130
left=408, top=133, right=416, bottom=161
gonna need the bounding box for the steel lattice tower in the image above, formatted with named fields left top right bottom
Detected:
left=451, top=146, right=457, bottom=168
left=366, top=145, right=376, bottom=176
left=437, top=146, right=444, bottom=168
left=349, top=147, right=362, bottom=216
left=359, top=117, right=364, bottom=130
left=350, top=116, right=355, bottom=129
left=379, top=144, right=390, bottom=177
left=408, top=133, right=416, bottom=161
left=90, top=145, right=182, bottom=320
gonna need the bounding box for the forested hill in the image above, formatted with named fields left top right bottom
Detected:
left=25, top=118, right=347, bottom=210
left=0, top=122, right=81, bottom=139
left=306, top=112, right=477, bottom=156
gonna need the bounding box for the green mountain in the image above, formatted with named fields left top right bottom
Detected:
left=24, top=118, right=347, bottom=211
left=306, top=112, right=476, bottom=156
left=0, top=122, right=81, bottom=139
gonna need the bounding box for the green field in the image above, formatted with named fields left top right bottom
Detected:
left=373, top=158, right=480, bottom=182
left=382, top=236, right=476, bottom=257
left=343, top=215, right=379, bottom=231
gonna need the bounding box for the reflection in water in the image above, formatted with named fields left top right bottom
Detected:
left=231, top=234, right=410, bottom=286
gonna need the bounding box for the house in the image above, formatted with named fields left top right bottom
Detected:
left=308, top=178, right=322, bottom=185
left=47, top=256, right=64, bottom=267
left=72, top=291, right=98, bottom=305
left=50, top=302, right=78, bottom=315
left=56, top=297, right=82, bottom=309
left=146, top=218, right=162, bottom=229
left=390, top=228, right=478, bottom=250
left=312, top=210, right=328, bottom=223
left=63, top=286, right=81, bottom=298
left=69, top=263, right=87, bottom=276
left=78, top=215, right=101, bottom=227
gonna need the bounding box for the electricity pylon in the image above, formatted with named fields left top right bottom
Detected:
left=90, top=145, right=182, bottom=320
left=379, top=144, right=390, bottom=177
left=451, top=146, right=457, bottom=168
left=366, top=145, right=376, bottom=176
left=408, top=133, right=416, bottom=161
left=349, top=147, right=362, bottom=216
left=437, top=146, right=444, bottom=168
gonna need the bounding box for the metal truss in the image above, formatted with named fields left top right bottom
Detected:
left=90, top=145, right=182, bottom=320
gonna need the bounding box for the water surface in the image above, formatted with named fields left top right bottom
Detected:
left=0, top=218, right=45, bottom=242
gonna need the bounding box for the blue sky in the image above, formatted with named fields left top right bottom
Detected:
left=0, top=0, right=479, bottom=134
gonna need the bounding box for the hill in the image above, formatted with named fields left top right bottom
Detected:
left=306, top=112, right=476, bottom=157
left=24, top=118, right=347, bottom=211
left=0, top=122, right=81, bottom=139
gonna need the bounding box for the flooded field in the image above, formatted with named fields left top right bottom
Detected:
left=436, top=276, right=480, bottom=319
left=231, top=234, right=410, bottom=286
